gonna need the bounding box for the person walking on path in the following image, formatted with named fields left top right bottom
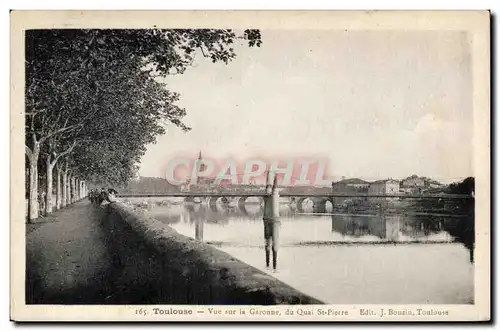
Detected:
left=107, top=188, right=118, bottom=202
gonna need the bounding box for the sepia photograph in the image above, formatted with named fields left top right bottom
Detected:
left=11, top=10, right=490, bottom=321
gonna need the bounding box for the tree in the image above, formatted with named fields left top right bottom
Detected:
left=410, top=177, right=475, bottom=262
left=25, top=28, right=262, bottom=221
left=443, top=177, right=475, bottom=263
left=66, top=60, right=188, bottom=185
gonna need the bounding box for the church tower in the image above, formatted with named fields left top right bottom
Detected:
left=194, top=151, right=208, bottom=186
left=197, top=151, right=207, bottom=173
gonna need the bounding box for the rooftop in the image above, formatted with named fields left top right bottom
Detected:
left=335, top=178, right=370, bottom=185
left=370, top=179, right=400, bottom=184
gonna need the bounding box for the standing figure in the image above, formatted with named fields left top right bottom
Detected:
left=89, top=189, right=96, bottom=204
left=107, top=188, right=118, bottom=202
left=91, top=189, right=99, bottom=205
left=98, top=188, right=107, bottom=205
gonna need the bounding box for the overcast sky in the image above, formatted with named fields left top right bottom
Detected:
left=139, top=30, right=472, bottom=184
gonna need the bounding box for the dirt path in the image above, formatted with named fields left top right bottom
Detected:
left=26, top=200, right=176, bottom=304
left=26, top=201, right=117, bottom=304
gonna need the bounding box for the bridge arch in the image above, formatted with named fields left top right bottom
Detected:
left=208, top=196, right=229, bottom=206
left=209, top=201, right=228, bottom=213
left=184, top=196, right=203, bottom=204
left=310, top=197, right=333, bottom=213
left=184, top=196, right=196, bottom=203
left=236, top=196, right=264, bottom=207
left=296, top=197, right=313, bottom=212
left=295, top=197, right=332, bottom=213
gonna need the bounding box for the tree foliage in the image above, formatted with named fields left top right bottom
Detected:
left=409, top=177, right=475, bottom=262
left=443, top=177, right=475, bottom=261
left=25, top=28, right=262, bottom=187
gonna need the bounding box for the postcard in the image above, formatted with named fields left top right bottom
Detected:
left=11, top=10, right=490, bottom=322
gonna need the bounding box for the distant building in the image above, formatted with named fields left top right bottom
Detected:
left=331, top=178, right=371, bottom=205
left=400, top=175, right=443, bottom=193
left=181, top=151, right=215, bottom=192
left=121, top=176, right=180, bottom=195
left=401, top=175, right=425, bottom=188
left=333, top=178, right=370, bottom=192
left=399, top=187, right=414, bottom=194
left=368, top=179, right=400, bottom=195
left=180, top=180, right=191, bottom=192
left=426, top=180, right=443, bottom=189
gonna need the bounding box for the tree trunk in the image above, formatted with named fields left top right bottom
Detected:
left=68, top=175, right=72, bottom=204
left=66, top=173, right=72, bottom=205
left=76, top=178, right=79, bottom=201
left=76, top=179, right=82, bottom=201
left=45, top=156, right=54, bottom=215
left=68, top=175, right=72, bottom=205
left=75, top=179, right=79, bottom=201
left=62, top=170, right=68, bottom=208
left=71, top=177, right=76, bottom=203
left=27, top=143, right=40, bottom=222
left=56, top=167, right=62, bottom=210
left=76, top=179, right=79, bottom=201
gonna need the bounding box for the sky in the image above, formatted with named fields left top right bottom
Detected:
left=139, top=30, right=473, bottom=184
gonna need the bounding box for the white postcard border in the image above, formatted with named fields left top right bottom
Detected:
left=10, top=10, right=491, bottom=322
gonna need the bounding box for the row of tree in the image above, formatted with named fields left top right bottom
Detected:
left=25, top=28, right=262, bottom=222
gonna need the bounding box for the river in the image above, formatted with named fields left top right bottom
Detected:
left=122, top=197, right=474, bottom=304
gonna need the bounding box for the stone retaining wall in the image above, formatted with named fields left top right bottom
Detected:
left=106, top=202, right=323, bottom=305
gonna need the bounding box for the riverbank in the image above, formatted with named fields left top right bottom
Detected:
left=26, top=200, right=322, bottom=304
left=108, top=202, right=323, bottom=304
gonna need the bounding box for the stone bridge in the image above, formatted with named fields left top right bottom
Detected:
left=183, top=195, right=333, bottom=213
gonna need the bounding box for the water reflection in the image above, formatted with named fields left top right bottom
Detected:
left=121, top=197, right=473, bottom=304
left=330, top=214, right=450, bottom=242
left=125, top=198, right=457, bottom=245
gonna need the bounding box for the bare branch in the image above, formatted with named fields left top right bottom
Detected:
left=199, top=46, right=209, bottom=58
left=53, top=140, right=78, bottom=164
left=25, top=108, right=47, bottom=116
left=40, top=123, right=84, bottom=142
